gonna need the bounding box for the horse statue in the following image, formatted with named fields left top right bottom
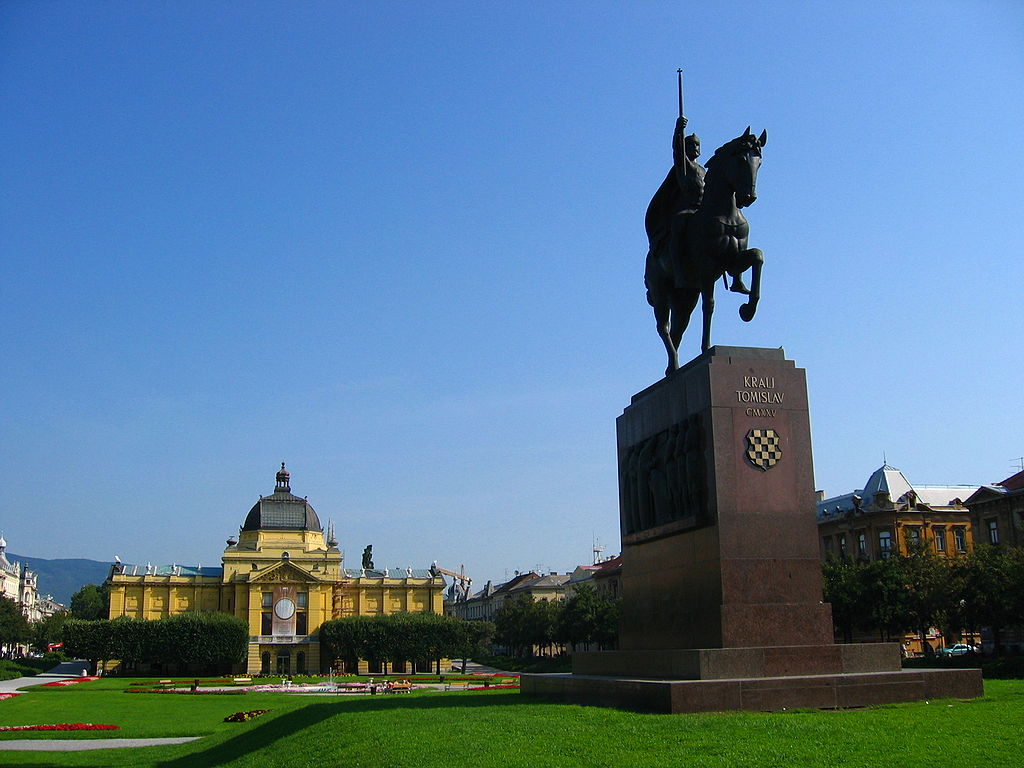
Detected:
left=644, top=126, right=767, bottom=374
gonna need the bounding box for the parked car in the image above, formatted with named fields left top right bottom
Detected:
left=938, top=644, right=976, bottom=657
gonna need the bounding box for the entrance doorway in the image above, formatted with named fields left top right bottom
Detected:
left=276, top=651, right=291, bottom=675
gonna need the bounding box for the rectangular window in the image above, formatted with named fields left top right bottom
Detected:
left=823, top=537, right=834, bottom=555
left=262, top=592, right=272, bottom=609
left=838, top=535, right=847, bottom=558
left=857, top=532, right=867, bottom=557
left=296, top=612, right=308, bottom=635
left=906, top=527, right=921, bottom=547
left=988, top=519, right=999, bottom=545
left=954, top=527, right=967, bottom=552
left=934, top=526, right=946, bottom=552
left=261, top=612, right=272, bottom=635
left=879, top=530, right=893, bottom=558
left=297, top=592, right=308, bottom=609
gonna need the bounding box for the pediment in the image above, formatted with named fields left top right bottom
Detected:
left=964, top=486, right=1005, bottom=506
left=249, top=560, right=318, bottom=584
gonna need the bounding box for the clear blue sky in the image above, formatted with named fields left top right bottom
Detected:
left=2, top=2, right=1022, bottom=590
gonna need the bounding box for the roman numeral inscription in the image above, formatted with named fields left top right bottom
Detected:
left=735, top=375, right=784, bottom=415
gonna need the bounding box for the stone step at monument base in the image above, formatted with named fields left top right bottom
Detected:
left=521, top=668, right=983, bottom=715
left=573, top=643, right=901, bottom=680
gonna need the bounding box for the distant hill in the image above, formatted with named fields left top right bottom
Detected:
left=7, top=553, right=111, bottom=607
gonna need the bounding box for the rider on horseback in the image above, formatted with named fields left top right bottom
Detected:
left=667, top=116, right=750, bottom=296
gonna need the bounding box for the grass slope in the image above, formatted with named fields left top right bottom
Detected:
left=0, top=678, right=1021, bottom=767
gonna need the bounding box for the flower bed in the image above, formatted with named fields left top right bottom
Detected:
left=410, top=674, right=520, bottom=683
left=0, top=723, right=119, bottom=732
left=125, top=688, right=245, bottom=695
left=129, top=679, right=232, bottom=686
left=224, top=710, right=270, bottom=722
left=0, top=693, right=19, bottom=701
left=41, top=677, right=100, bottom=687
left=467, top=684, right=520, bottom=690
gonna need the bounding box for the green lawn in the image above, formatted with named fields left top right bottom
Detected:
left=1, top=677, right=1022, bottom=767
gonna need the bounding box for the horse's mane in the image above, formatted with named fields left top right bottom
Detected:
left=704, top=133, right=760, bottom=171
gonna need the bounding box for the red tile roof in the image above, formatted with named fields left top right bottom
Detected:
left=998, top=469, right=1024, bottom=492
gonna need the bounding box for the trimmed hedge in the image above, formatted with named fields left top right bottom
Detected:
left=0, top=659, right=41, bottom=681
left=61, top=613, right=248, bottom=674
left=903, top=654, right=1024, bottom=679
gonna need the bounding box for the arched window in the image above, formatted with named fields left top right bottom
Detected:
left=261, top=652, right=270, bottom=674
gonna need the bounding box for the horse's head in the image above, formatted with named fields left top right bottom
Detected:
left=706, top=127, right=767, bottom=208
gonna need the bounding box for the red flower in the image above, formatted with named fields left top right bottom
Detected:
left=41, top=677, right=100, bottom=687
left=0, top=724, right=119, bottom=731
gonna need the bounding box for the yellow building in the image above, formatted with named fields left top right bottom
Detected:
left=817, top=464, right=977, bottom=562
left=106, top=465, right=446, bottom=674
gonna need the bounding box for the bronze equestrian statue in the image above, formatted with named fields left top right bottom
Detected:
left=644, top=108, right=767, bottom=375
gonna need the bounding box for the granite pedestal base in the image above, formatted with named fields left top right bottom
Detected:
left=572, top=642, right=901, bottom=679
left=534, top=347, right=984, bottom=713
left=521, top=667, right=983, bottom=714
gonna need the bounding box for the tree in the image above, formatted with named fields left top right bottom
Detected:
left=593, top=594, right=621, bottom=650
left=69, top=584, right=109, bottom=620
left=61, top=612, right=247, bottom=674
left=863, top=556, right=914, bottom=642
left=319, top=616, right=365, bottom=673
left=495, top=594, right=561, bottom=658
left=156, top=613, right=248, bottom=673
left=956, top=545, right=1024, bottom=654
left=451, top=620, right=494, bottom=672
left=61, top=619, right=112, bottom=671
left=108, top=616, right=158, bottom=668
left=0, top=596, right=30, bottom=651
left=555, top=585, right=622, bottom=652
left=31, top=610, right=71, bottom=653
left=556, top=584, right=601, bottom=650
left=320, top=613, right=493, bottom=673
left=899, top=542, right=955, bottom=653
left=822, top=557, right=869, bottom=643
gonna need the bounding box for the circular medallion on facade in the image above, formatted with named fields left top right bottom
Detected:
left=745, top=428, right=782, bottom=471
left=274, top=597, right=296, bottom=620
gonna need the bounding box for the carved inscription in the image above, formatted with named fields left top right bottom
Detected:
left=736, top=375, right=784, bottom=417
left=619, top=414, right=707, bottom=535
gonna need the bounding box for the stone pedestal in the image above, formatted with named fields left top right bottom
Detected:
left=615, top=346, right=829, bottom=651
left=522, top=347, right=982, bottom=713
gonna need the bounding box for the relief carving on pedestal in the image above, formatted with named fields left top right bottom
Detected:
left=619, top=414, right=707, bottom=535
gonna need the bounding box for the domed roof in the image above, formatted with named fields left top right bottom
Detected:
left=241, top=464, right=323, bottom=532
left=862, top=463, right=914, bottom=503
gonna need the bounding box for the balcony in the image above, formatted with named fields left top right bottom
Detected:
left=250, top=635, right=315, bottom=645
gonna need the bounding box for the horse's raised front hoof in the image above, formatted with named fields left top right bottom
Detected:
left=739, top=303, right=757, bottom=322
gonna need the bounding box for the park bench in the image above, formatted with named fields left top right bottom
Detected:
left=232, top=677, right=252, bottom=685
left=444, top=681, right=468, bottom=691
left=156, top=679, right=174, bottom=690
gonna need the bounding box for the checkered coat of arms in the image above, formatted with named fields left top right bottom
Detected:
left=746, top=428, right=782, bottom=471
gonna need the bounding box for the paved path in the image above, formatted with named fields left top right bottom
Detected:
left=0, top=737, right=201, bottom=751
left=454, top=660, right=514, bottom=674
left=0, top=660, right=90, bottom=693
